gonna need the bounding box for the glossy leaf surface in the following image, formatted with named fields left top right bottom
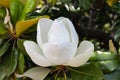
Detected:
left=0, top=47, right=18, bottom=79
left=69, top=63, right=104, bottom=80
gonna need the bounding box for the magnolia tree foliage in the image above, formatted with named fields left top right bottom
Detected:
left=0, top=0, right=120, bottom=80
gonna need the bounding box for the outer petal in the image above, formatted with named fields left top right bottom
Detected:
left=37, top=18, right=53, bottom=47
left=57, top=17, right=79, bottom=46
left=48, top=20, right=70, bottom=42
left=42, top=42, right=77, bottom=65
left=67, top=41, right=94, bottom=67
left=24, top=41, right=52, bottom=67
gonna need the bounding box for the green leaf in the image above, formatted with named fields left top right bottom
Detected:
left=48, top=0, right=57, bottom=6
left=0, top=20, right=7, bottom=35
left=19, top=0, right=27, bottom=5
left=78, top=0, right=91, bottom=10
left=7, top=47, right=18, bottom=77
left=90, top=51, right=120, bottom=73
left=114, top=29, right=120, bottom=42
left=0, top=41, right=10, bottom=57
left=0, top=69, right=6, bottom=80
left=90, top=51, right=117, bottom=61
left=113, top=2, right=120, bottom=13
left=55, top=77, right=71, bottom=80
left=0, top=8, right=6, bottom=19
left=98, top=60, right=120, bottom=73
left=18, top=52, right=25, bottom=74
left=0, top=47, right=18, bottom=79
left=10, top=0, right=19, bottom=24
left=0, top=33, right=11, bottom=39
left=16, top=67, right=51, bottom=80
left=104, top=67, right=120, bottom=80
left=17, top=38, right=27, bottom=55
left=0, top=39, right=4, bottom=46
left=69, top=63, right=104, bottom=80
left=19, top=0, right=36, bottom=21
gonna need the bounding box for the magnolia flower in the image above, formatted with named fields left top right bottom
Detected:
left=24, top=17, right=94, bottom=67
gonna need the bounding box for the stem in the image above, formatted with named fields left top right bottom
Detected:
left=13, top=39, right=16, bottom=48
left=9, top=20, right=14, bottom=34
left=0, top=57, right=1, bottom=63
left=63, top=70, right=67, bottom=80
left=88, top=8, right=93, bottom=29
left=54, top=70, right=60, bottom=80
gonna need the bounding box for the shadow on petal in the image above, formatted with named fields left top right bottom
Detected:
left=24, top=41, right=52, bottom=67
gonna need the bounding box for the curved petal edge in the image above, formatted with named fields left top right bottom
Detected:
left=24, top=41, right=52, bottom=67
left=67, top=41, right=94, bottom=67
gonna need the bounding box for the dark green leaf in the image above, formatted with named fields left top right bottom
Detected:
left=0, top=39, right=4, bottom=46
left=0, top=41, right=9, bottom=57
left=0, top=20, right=7, bottom=35
left=78, top=0, right=91, bottom=9
left=0, top=68, right=6, bottom=80
left=98, top=60, right=120, bottom=73
left=0, top=33, right=11, bottom=39
left=69, top=63, right=104, bottom=80
left=7, top=47, right=18, bottom=77
left=17, top=38, right=27, bottom=55
left=113, top=2, right=120, bottom=13
left=114, top=29, right=120, bottom=42
left=60, top=0, right=71, bottom=4
left=18, top=52, right=25, bottom=74
left=104, top=67, right=120, bottom=80
left=55, top=77, right=71, bottom=80
left=0, top=47, right=18, bottom=79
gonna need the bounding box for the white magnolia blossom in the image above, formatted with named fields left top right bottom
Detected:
left=24, top=17, right=94, bottom=67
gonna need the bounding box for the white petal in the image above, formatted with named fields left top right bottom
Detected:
left=67, top=41, right=94, bottom=67
left=16, top=67, right=51, bottom=80
left=37, top=18, right=53, bottom=47
left=42, top=42, right=77, bottom=65
left=48, top=20, right=70, bottom=42
left=24, top=41, right=52, bottom=67
left=57, top=17, right=79, bottom=46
